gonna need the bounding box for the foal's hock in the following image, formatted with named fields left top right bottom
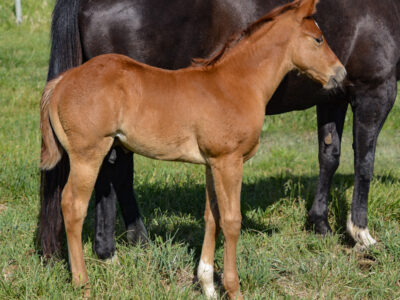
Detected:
left=40, top=0, right=345, bottom=298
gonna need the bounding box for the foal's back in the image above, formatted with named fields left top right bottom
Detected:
left=51, top=54, right=260, bottom=164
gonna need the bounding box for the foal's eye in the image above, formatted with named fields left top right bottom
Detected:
left=314, top=37, right=323, bottom=45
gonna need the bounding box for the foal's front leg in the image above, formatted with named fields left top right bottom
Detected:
left=198, top=166, right=220, bottom=298
left=208, top=155, right=243, bottom=299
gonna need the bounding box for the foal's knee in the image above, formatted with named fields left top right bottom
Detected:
left=220, top=215, right=242, bottom=238
left=204, top=211, right=218, bottom=228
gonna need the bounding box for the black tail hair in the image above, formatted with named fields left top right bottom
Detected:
left=38, top=0, right=82, bottom=257
left=47, top=0, right=82, bottom=80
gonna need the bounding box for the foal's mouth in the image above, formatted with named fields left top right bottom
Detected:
left=324, top=66, right=347, bottom=90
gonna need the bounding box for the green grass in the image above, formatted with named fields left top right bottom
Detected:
left=1, top=1, right=400, bottom=299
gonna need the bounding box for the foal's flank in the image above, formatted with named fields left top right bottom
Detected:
left=40, top=0, right=345, bottom=298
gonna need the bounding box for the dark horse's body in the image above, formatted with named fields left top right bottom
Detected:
left=41, top=0, right=400, bottom=258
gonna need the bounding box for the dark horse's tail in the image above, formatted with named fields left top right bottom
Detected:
left=38, top=0, right=82, bottom=257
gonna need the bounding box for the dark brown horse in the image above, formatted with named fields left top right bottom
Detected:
left=41, top=1, right=344, bottom=297
left=40, top=0, right=400, bottom=259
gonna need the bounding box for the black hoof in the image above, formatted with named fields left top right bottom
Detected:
left=307, top=213, right=332, bottom=236
left=126, top=218, right=149, bottom=245
left=94, top=243, right=116, bottom=260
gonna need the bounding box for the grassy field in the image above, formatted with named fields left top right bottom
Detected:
left=1, top=1, right=400, bottom=299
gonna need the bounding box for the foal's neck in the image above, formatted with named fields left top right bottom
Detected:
left=212, top=19, right=294, bottom=108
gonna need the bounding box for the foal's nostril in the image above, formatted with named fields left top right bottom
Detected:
left=334, top=66, right=347, bottom=83
left=324, top=65, right=346, bottom=90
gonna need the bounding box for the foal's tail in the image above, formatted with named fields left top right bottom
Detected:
left=40, top=77, right=63, bottom=171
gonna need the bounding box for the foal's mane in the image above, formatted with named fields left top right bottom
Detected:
left=193, top=0, right=302, bottom=67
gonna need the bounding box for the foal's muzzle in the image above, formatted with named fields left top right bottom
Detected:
left=324, top=66, right=347, bottom=90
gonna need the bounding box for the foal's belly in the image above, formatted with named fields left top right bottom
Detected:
left=116, top=132, right=207, bottom=164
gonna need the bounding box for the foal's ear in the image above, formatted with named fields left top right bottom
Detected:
left=296, top=0, right=319, bottom=20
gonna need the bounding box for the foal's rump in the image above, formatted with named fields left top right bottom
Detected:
left=40, top=55, right=130, bottom=169
left=41, top=54, right=207, bottom=165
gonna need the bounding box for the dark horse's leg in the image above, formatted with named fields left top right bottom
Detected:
left=347, top=76, right=397, bottom=248
left=308, top=101, right=347, bottom=234
left=94, top=147, right=148, bottom=259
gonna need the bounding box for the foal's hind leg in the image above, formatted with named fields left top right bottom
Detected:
left=208, top=155, right=243, bottom=299
left=198, top=166, right=220, bottom=298
left=62, top=140, right=113, bottom=286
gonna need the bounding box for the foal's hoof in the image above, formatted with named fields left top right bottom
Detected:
left=82, top=284, right=91, bottom=299
left=73, top=279, right=91, bottom=298
left=126, top=218, right=149, bottom=245
left=307, top=213, right=332, bottom=236
left=227, top=291, right=243, bottom=300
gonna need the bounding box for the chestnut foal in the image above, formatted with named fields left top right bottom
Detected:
left=40, top=0, right=345, bottom=298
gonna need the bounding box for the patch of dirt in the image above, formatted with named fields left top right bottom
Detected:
left=2, top=261, right=17, bottom=282
left=357, top=258, right=376, bottom=271
left=0, top=204, right=7, bottom=214
left=176, top=266, right=194, bottom=287
left=356, top=252, right=377, bottom=271
left=159, top=267, right=197, bottom=296
left=24, top=249, right=36, bottom=257
left=276, top=276, right=315, bottom=299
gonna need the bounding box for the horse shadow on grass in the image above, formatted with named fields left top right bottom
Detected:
left=31, top=170, right=399, bottom=295
left=41, top=172, right=397, bottom=262
left=78, top=171, right=361, bottom=258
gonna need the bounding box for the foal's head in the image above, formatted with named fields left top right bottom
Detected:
left=287, top=0, right=346, bottom=89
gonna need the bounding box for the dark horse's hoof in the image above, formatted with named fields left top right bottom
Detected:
left=94, top=242, right=116, bottom=260
left=307, top=212, right=332, bottom=236
left=126, top=217, right=149, bottom=245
